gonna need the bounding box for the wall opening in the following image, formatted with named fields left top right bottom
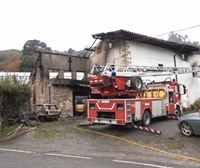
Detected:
left=64, top=71, right=72, bottom=79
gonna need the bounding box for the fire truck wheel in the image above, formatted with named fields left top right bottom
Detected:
left=130, top=76, right=143, bottom=91
left=175, top=107, right=181, bottom=117
left=142, top=110, right=151, bottom=127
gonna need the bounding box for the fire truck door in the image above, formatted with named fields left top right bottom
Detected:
left=168, top=92, right=175, bottom=114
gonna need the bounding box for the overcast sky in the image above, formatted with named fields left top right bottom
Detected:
left=0, top=0, right=200, bottom=51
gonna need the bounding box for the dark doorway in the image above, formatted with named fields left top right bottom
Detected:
left=72, top=87, right=89, bottom=116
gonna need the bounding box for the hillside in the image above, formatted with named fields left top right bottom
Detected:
left=0, top=49, right=21, bottom=60
left=0, top=49, right=22, bottom=72
left=0, top=49, right=37, bottom=72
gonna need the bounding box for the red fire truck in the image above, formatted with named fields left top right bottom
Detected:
left=87, top=64, right=189, bottom=126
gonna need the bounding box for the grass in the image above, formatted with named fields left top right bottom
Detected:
left=165, top=142, right=184, bottom=150
left=0, top=124, right=19, bottom=138
left=132, top=134, right=185, bottom=151
left=37, top=119, right=66, bottom=128
left=35, top=128, right=61, bottom=138
left=165, top=137, right=185, bottom=150
left=34, top=118, right=78, bottom=138
left=157, top=137, right=185, bottom=150
left=34, top=120, right=63, bottom=138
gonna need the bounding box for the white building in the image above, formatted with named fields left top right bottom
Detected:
left=89, top=30, right=200, bottom=106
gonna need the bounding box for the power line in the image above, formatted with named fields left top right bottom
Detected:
left=154, top=24, right=200, bottom=38
left=125, top=24, right=200, bottom=45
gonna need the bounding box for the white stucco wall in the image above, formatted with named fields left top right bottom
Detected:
left=102, top=40, right=200, bottom=106
left=188, top=54, right=200, bottom=103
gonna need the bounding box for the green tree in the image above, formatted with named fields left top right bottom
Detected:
left=21, top=39, right=51, bottom=72
left=20, top=55, right=37, bottom=72
left=23, top=39, right=51, bottom=55
left=0, top=77, right=31, bottom=130
left=65, top=48, right=92, bottom=57
left=67, top=48, right=76, bottom=55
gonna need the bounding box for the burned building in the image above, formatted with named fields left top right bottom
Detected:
left=30, top=51, right=89, bottom=117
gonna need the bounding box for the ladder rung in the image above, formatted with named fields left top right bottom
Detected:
left=91, top=63, right=200, bottom=77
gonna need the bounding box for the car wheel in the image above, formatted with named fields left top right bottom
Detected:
left=180, top=121, right=193, bottom=137
left=38, top=116, right=46, bottom=122
left=142, top=110, right=151, bottom=127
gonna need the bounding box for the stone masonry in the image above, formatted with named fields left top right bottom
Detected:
left=51, top=85, right=73, bottom=117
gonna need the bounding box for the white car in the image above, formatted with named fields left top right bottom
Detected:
left=34, top=104, right=61, bottom=121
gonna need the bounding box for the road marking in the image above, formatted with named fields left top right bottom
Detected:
left=45, top=152, right=92, bottom=160
left=112, top=160, right=174, bottom=168
left=0, top=147, right=92, bottom=160
left=0, top=148, right=36, bottom=154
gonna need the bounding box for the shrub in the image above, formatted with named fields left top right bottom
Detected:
left=0, top=76, right=31, bottom=130
left=192, top=97, right=200, bottom=111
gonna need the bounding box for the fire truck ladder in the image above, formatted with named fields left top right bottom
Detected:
left=91, top=63, right=200, bottom=77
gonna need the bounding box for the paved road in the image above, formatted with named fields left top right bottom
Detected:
left=0, top=148, right=181, bottom=168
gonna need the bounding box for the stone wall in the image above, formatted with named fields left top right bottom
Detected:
left=51, top=85, right=73, bottom=117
